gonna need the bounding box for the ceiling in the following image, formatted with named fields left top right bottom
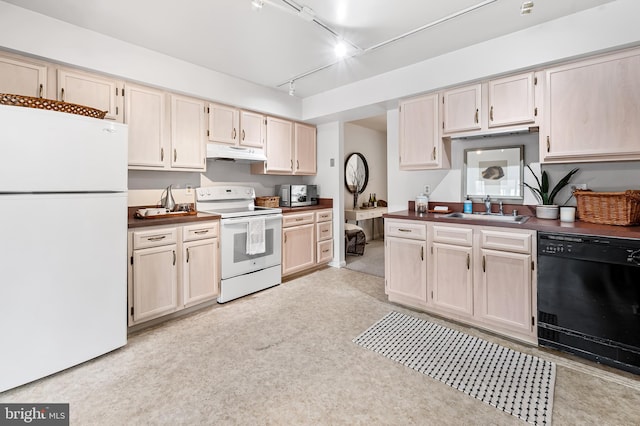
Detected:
left=5, top=0, right=615, bottom=101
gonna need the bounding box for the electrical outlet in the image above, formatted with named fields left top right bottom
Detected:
left=185, top=184, right=193, bottom=195
left=424, top=185, right=431, bottom=194
left=571, top=184, right=587, bottom=191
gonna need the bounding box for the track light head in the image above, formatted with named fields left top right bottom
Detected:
left=288, top=80, right=295, bottom=96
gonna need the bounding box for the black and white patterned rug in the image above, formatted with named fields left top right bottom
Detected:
left=353, top=311, right=556, bottom=425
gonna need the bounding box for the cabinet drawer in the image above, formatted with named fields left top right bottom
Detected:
left=283, top=212, right=315, bottom=227
left=480, top=229, right=531, bottom=254
left=316, top=209, right=333, bottom=222
left=432, top=225, right=473, bottom=246
left=133, top=227, right=178, bottom=249
left=317, top=239, right=333, bottom=263
left=317, top=221, right=333, bottom=241
left=386, top=220, right=426, bottom=240
left=183, top=221, right=218, bottom=242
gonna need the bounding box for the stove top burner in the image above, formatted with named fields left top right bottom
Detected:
left=195, top=185, right=282, bottom=218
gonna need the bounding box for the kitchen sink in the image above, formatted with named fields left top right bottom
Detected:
left=443, top=212, right=530, bottom=224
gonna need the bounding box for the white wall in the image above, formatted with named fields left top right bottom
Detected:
left=0, top=1, right=300, bottom=119
left=310, top=121, right=344, bottom=267
left=343, top=123, right=387, bottom=240
left=303, top=0, right=640, bottom=122
left=344, top=123, right=387, bottom=209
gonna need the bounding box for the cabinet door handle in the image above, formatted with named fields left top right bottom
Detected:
left=474, top=108, right=479, bottom=124
left=174, top=149, right=177, bottom=162
left=398, top=228, right=411, bottom=233
left=467, top=253, right=470, bottom=270
left=482, top=255, right=486, bottom=272
left=546, top=136, right=550, bottom=153
left=233, top=128, right=237, bottom=140
left=173, top=250, right=176, bottom=266
left=160, top=147, right=164, bottom=161
left=432, top=146, right=436, bottom=160
left=38, top=83, right=43, bottom=98
left=186, top=247, right=190, bottom=263
left=290, top=159, right=293, bottom=170
left=61, top=87, right=65, bottom=102
left=421, top=246, right=424, bottom=261
left=147, top=236, right=166, bottom=242
left=490, top=105, right=494, bottom=121
left=242, top=129, right=245, bottom=141
left=296, top=160, right=299, bottom=170
left=194, top=230, right=209, bottom=235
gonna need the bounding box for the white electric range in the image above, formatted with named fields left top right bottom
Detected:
left=196, top=186, right=282, bottom=303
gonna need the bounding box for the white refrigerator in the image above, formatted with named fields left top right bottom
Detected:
left=0, top=105, right=128, bottom=392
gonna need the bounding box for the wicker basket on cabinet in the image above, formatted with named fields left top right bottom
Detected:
left=0, top=93, right=107, bottom=119
left=574, top=190, right=640, bottom=226
left=255, top=196, right=280, bottom=208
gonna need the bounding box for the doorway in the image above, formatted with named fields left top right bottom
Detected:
left=343, top=115, right=387, bottom=277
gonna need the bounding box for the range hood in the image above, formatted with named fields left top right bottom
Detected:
left=206, top=143, right=267, bottom=163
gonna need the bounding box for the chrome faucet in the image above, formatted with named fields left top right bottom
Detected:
left=499, top=201, right=504, bottom=215
left=484, top=195, right=491, bottom=214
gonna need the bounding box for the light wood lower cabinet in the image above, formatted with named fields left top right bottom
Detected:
left=384, top=220, right=428, bottom=307
left=282, top=208, right=334, bottom=277
left=282, top=211, right=316, bottom=276
left=384, top=219, right=537, bottom=344
left=431, top=242, right=473, bottom=317
left=128, top=220, right=219, bottom=326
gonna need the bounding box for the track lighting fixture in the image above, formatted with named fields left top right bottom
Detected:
left=251, top=0, right=264, bottom=11
left=520, top=1, right=534, bottom=15
left=288, top=80, right=295, bottom=96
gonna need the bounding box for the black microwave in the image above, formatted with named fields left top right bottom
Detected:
left=277, top=184, right=318, bottom=207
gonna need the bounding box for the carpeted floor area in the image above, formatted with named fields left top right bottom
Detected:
left=345, top=238, right=384, bottom=277
left=1, top=267, right=639, bottom=425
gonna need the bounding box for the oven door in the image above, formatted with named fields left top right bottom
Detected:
left=220, top=214, right=282, bottom=279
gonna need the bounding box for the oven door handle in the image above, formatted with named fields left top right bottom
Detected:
left=221, top=214, right=283, bottom=225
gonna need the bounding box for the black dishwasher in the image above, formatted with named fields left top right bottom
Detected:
left=537, top=232, right=640, bottom=374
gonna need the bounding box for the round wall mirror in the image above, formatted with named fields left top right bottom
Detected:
left=344, top=152, right=369, bottom=194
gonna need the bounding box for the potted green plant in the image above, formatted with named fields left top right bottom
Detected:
left=523, top=165, right=579, bottom=219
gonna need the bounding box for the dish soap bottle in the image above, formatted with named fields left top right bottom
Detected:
left=463, top=195, right=473, bottom=213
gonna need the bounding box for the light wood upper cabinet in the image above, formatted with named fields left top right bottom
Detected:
left=170, top=94, right=206, bottom=170
left=57, top=68, right=123, bottom=122
left=399, top=93, right=447, bottom=170
left=0, top=55, right=47, bottom=98
left=208, top=104, right=265, bottom=148
left=240, top=110, right=265, bottom=148
left=125, top=83, right=166, bottom=168
left=442, top=83, right=482, bottom=134
left=294, top=122, right=316, bottom=175
left=208, top=103, right=238, bottom=145
left=252, top=118, right=317, bottom=175
left=488, top=72, right=536, bottom=128
left=542, top=47, right=640, bottom=163
left=253, top=116, right=293, bottom=174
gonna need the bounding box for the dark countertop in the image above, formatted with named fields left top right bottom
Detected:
left=128, top=207, right=221, bottom=229
left=384, top=208, right=640, bottom=239
left=280, top=198, right=333, bottom=214
left=128, top=198, right=333, bottom=229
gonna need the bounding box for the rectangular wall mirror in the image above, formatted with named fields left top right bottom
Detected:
left=463, top=145, right=524, bottom=200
